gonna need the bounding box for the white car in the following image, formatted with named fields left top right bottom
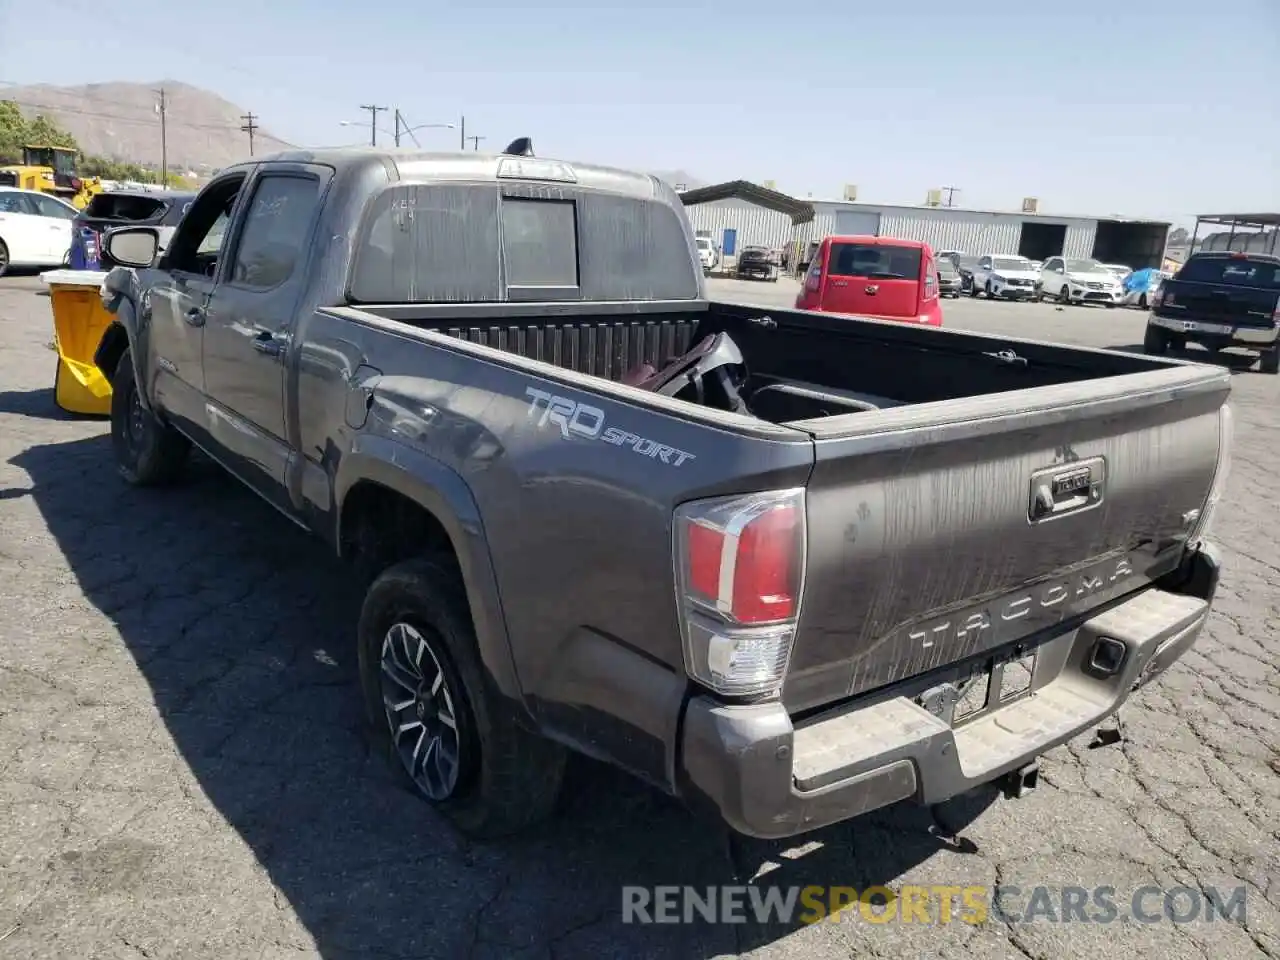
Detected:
left=695, top=236, right=719, bottom=272
left=1038, top=256, right=1125, bottom=306
left=970, top=253, right=1042, bottom=300
left=0, top=186, right=77, bottom=276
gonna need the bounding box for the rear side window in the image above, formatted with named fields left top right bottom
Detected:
left=349, top=183, right=699, bottom=303
left=827, top=242, right=922, bottom=279
left=1177, top=256, right=1280, bottom=290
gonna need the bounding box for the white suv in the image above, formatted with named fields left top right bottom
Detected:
left=1039, top=256, right=1125, bottom=306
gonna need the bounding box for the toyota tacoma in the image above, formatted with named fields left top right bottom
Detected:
left=91, top=142, right=1231, bottom=840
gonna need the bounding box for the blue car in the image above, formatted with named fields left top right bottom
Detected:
left=1121, top=267, right=1171, bottom=309
left=69, top=189, right=197, bottom=270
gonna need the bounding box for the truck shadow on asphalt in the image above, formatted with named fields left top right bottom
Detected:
left=11, top=423, right=996, bottom=959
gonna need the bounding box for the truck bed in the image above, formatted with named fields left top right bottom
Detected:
left=354, top=298, right=1175, bottom=420
left=323, top=298, right=1229, bottom=718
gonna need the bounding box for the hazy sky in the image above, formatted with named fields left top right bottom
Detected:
left=2, top=0, right=1277, bottom=224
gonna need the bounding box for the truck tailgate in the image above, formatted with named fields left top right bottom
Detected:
left=1155, top=278, right=1279, bottom=328
left=783, top=363, right=1230, bottom=712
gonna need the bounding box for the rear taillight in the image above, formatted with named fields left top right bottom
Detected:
left=1189, top=404, right=1233, bottom=547
left=674, top=489, right=806, bottom=697
left=805, top=262, right=822, bottom=292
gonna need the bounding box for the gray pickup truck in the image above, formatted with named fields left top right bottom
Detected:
left=93, top=142, right=1232, bottom=841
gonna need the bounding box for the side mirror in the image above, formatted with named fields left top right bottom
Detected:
left=103, top=226, right=160, bottom=268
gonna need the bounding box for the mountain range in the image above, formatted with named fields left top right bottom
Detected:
left=3, top=80, right=292, bottom=171
left=3, top=80, right=710, bottom=189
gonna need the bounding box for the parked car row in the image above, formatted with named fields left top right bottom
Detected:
left=932, top=249, right=1167, bottom=308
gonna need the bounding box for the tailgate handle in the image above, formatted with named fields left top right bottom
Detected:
left=1029, top=457, right=1106, bottom=522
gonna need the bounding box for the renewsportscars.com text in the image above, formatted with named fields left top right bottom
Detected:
left=621, top=884, right=1248, bottom=926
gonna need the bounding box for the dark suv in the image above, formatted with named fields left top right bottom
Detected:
left=69, top=190, right=197, bottom=270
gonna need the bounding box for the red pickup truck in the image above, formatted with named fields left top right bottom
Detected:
left=796, top=235, right=944, bottom=327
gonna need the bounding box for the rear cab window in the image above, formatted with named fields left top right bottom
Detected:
left=1177, top=256, right=1280, bottom=290
left=348, top=181, right=700, bottom=304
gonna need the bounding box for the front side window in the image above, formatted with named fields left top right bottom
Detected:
left=33, top=195, right=77, bottom=219
left=229, top=175, right=322, bottom=289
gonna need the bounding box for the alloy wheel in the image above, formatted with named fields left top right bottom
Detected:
left=379, top=621, right=462, bottom=801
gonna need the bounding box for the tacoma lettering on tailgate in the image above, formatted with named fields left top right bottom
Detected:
left=840, top=553, right=1146, bottom=691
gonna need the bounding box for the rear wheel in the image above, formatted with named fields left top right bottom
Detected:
left=110, top=348, right=191, bottom=485
left=1058, top=285, right=1072, bottom=305
left=1259, top=349, right=1280, bottom=374
left=358, top=557, right=567, bottom=839
left=1143, top=325, right=1170, bottom=355
left=0, top=239, right=9, bottom=278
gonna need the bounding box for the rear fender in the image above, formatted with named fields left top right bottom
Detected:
left=334, top=438, right=525, bottom=707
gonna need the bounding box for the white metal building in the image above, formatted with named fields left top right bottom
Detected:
left=679, top=181, right=1171, bottom=270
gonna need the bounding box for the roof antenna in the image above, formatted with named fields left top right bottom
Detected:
left=502, top=137, right=534, bottom=157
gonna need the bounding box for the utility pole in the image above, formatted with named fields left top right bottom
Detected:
left=154, top=87, right=168, bottom=188
left=941, top=186, right=960, bottom=208
left=465, top=135, right=486, bottom=151
left=393, top=109, right=403, bottom=147
left=360, top=104, right=387, bottom=146
left=459, top=115, right=465, bottom=150
left=240, top=112, right=259, bottom=156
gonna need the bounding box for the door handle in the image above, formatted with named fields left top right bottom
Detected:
left=184, top=307, right=205, bottom=327
left=253, top=333, right=284, bottom=357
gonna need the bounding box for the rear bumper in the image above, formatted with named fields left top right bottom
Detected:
left=1149, top=313, right=1279, bottom=347
left=677, top=544, right=1220, bottom=840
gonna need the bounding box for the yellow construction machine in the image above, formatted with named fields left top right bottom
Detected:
left=0, top=145, right=103, bottom=208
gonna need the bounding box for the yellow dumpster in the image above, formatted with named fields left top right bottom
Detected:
left=40, top=269, right=113, bottom=416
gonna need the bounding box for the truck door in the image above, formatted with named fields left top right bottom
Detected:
left=144, top=172, right=248, bottom=434
left=199, top=166, right=327, bottom=505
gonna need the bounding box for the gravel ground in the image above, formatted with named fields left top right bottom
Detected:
left=0, top=272, right=1276, bottom=960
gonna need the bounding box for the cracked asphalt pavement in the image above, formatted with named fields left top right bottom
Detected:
left=0, top=273, right=1276, bottom=959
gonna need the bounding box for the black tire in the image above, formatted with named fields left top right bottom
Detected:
left=110, top=348, right=191, bottom=485
left=0, top=239, right=9, bottom=278
left=358, top=556, right=567, bottom=839
left=1259, top=349, right=1280, bottom=374
left=985, top=281, right=994, bottom=299
left=1143, top=325, right=1170, bottom=355
left=967, top=281, right=979, bottom=298
left=1058, top=285, right=1072, bottom=305
left=1138, top=294, right=1148, bottom=309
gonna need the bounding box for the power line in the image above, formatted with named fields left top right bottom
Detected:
left=240, top=112, right=258, bottom=156
left=360, top=104, right=387, bottom=147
